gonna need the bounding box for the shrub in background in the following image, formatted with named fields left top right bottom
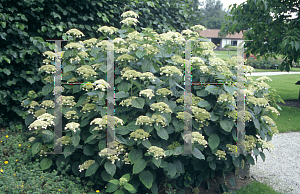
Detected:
left=21, top=10, right=283, bottom=193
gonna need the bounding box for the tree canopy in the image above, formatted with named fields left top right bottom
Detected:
left=219, top=0, right=300, bottom=72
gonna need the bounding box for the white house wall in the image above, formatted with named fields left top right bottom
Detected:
left=221, top=39, right=231, bottom=48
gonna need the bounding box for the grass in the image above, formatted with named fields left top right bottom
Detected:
left=214, top=50, right=237, bottom=60
left=254, top=68, right=300, bottom=72
left=1, top=72, right=299, bottom=194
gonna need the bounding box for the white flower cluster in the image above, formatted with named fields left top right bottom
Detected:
left=176, top=94, right=203, bottom=106
left=76, top=65, right=98, bottom=79
left=244, top=135, right=257, bottom=152
left=115, top=47, right=129, bottom=54
left=135, top=116, right=154, bottom=126
left=224, top=110, right=237, bottom=121
left=160, top=65, right=183, bottom=77
left=128, top=129, right=151, bottom=141
left=201, top=50, right=216, bottom=58
left=199, top=66, right=212, bottom=74
left=64, top=122, right=80, bottom=132
left=97, top=26, right=119, bottom=35
left=159, top=31, right=183, bottom=43
left=21, top=100, right=39, bottom=108
left=198, top=42, right=216, bottom=50
left=77, top=51, right=89, bottom=58
left=81, top=83, right=94, bottom=92
left=190, top=25, right=206, bottom=32
left=171, top=55, right=186, bottom=66
left=265, top=106, right=280, bottom=116
left=91, top=63, right=104, bottom=70
left=65, top=28, right=85, bottom=38
left=209, top=57, right=229, bottom=72
left=156, top=88, right=172, bottom=97
left=191, top=106, right=211, bottom=123
left=244, top=65, right=255, bottom=73
left=120, top=96, right=138, bottom=107
left=140, top=72, right=156, bottom=82
left=61, top=96, right=76, bottom=108
left=42, top=59, right=51, bottom=65
left=64, top=42, right=85, bottom=50
left=147, top=146, right=166, bottom=160
left=28, top=113, right=55, bottom=130
left=99, top=141, right=127, bottom=164
left=69, top=56, right=81, bottom=63
left=139, top=89, right=155, bottom=99
left=65, top=110, right=79, bottom=120
left=215, top=150, right=227, bottom=160
left=79, top=160, right=95, bottom=172
left=94, top=79, right=111, bottom=91
left=39, top=100, right=55, bottom=109
left=244, top=89, right=254, bottom=96
left=176, top=112, right=192, bottom=120
left=42, top=51, right=55, bottom=60
left=83, top=38, right=98, bottom=48
left=90, top=116, right=124, bottom=131
left=121, top=69, right=142, bottom=80
left=113, top=37, right=126, bottom=44
left=126, top=31, right=144, bottom=41
left=128, top=43, right=141, bottom=51
left=256, top=76, right=272, bottom=82
left=191, top=57, right=205, bottom=66
left=116, top=54, right=136, bottom=63
left=246, top=96, right=269, bottom=107
left=121, top=10, right=139, bottom=19
left=61, top=136, right=71, bottom=145
left=152, top=114, right=167, bottom=127
left=181, top=29, right=198, bottom=36
left=150, top=102, right=172, bottom=114
left=261, top=115, right=276, bottom=127
left=120, top=17, right=139, bottom=26
left=217, top=93, right=236, bottom=105
left=142, top=44, right=159, bottom=55
left=38, top=64, right=56, bottom=74
left=253, top=81, right=271, bottom=90
left=191, top=132, right=208, bottom=146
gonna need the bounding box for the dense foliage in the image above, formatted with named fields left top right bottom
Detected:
left=21, top=10, right=283, bottom=194
left=0, top=0, right=203, bottom=131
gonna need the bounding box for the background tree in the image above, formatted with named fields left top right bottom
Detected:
left=219, top=0, right=300, bottom=72
left=197, top=0, right=228, bottom=29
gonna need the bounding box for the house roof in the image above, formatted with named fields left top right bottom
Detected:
left=198, top=29, right=245, bottom=39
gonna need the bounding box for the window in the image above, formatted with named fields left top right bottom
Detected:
left=231, top=41, right=237, bottom=46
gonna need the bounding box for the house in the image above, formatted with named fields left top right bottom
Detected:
left=198, top=29, right=245, bottom=49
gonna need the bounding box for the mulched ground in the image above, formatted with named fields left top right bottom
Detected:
left=277, top=100, right=300, bottom=109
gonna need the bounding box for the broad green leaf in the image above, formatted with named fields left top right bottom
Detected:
left=42, top=84, right=54, bottom=96
left=128, top=149, right=143, bottom=164
left=142, top=139, right=151, bottom=148
left=109, top=179, right=119, bottom=185
left=165, top=163, right=176, bottom=177
left=253, top=117, right=260, bottom=130
left=220, top=120, right=235, bottom=132
left=152, top=157, right=161, bottom=168
left=139, top=171, right=153, bottom=189
left=208, top=134, right=220, bottom=150
left=3, top=68, right=11, bottom=75
left=133, top=159, right=147, bottom=174
left=205, top=85, right=219, bottom=95
left=75, top=94, right=88, bottom=107
left=63, top=65, right=76, bottom=73
left=40, top=158, right=53, bottom=170
left=260, top=152, right=265, bottom=162
left=121, top=173, right=131, bottom=181
left=198, top=100, right=210, bottom=108
left=26, top=78, right=35, bottom=84
left=117, top=82, right=132, bottom=93
left=101, top=170, right=113, bottom=182
left=223, top=84, right=236, bottom=96
left=86, top=162, right=99, bottom=177
left=115, top=91, right=129, bottom=99
left=64, top=145, right=75, bottom=158
left=156, top=127, right=168, bottom=140
left=85, top=134, right=98, bottom=144
left=247, top=155, right=255, bottom=165
left=131, top=98, right=145, bottom=109
left=114, top=190, right=124, bottom=194
left=196, top=89, right=209, bottom=97
left=136, top=50, right=145, bottom=59
left=192, top=147, right=205, bottom=159
left=83, top=144, right=94, bottom=156
left=142, top=60, right=151, bottom=72
left=32, top=142, right=42, bottom=155
left=173, top=160, right=183, bottom=173
left=209, top=161, right=216, bottom=170
left=25, top=114, right=34, bottom=126
left=253, top=147, right=260, bottom=156
left=209, top=112, right=219, bottom=121
left=106, top=182, right=119, bottom=193
left=41, top=130, right=54, bottom=143
left=151, top=181, right=158, bottom=194
left=105, top=161, right=116, bottom=176
left=80, top=118, right=90, bottom=128
left=71, top=134, right=80, bottom=146
left=123, top=183, right=136, bottom=193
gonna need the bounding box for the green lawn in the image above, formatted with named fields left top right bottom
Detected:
left=254, top=68, right=300, bottom=72
left=214, top=50, right=237, bottom=60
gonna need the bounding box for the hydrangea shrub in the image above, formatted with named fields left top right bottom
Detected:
left=21, top=10, right=283, bottom=193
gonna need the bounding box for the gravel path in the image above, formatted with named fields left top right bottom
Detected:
left=250, top=131, right=300, bottom=194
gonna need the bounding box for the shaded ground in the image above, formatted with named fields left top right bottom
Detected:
left=278, top=100, right=300, bottom=109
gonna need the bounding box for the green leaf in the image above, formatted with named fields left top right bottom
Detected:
left=63, top=145, right=75, bottom=158
left=205, top=85, right=219, bottom=95
left=105, top=161, right=116, bottom=176
left=247, top=155, right=255, bottom=165
left=83, top=144, right=94, bottom=156
left=115, top=91, right=129, bottom=99
left=114, top=190, right=124, bottom=194
left=208, top=134, right=220, bottom=150
left=165, top=163, right=177, bottom=178
left=136, top=50, right=145, bottom=59
left=152, top=157, right=161, bottom=168
left=260, top=152, right=265, bottom=162
left=80, top=118, right=90, bottom=128
left=64, top=65, right=76, bottom=73
left=121, top=173, right=131, bottom=182
left=196, top=89, right=209, bottom=97
left=253, top=147, right=260, bottom=156
left=209, top=161, right=216, bottom=170
left=253, top=117, right=260, bottom=130
left=220, top=120, right=235, bottom=132
left=106, top=182, right=119, bottom=193
left=40, top=158, right=53, bottom=170
left=3, top=68, right=11, bottom=75
left=192, top=147, right=205, bottom=160
left=71, top=134, right=80, bottom=147
left=156, top=127, right=169, bottom=140
left=42, top=84, right=54, bottom=96
left=209, top=112, right=219, bottom=122
left=85, top=134, right=98, bottom=144
left=229, top=176, right=235, bottom=187
left=142, top=139, right=151, bottom=148
left=32, top=142, right=42, bottom=155
left=139, top=171, right=153, bottom=189
left=142, top=60, right=151, bottom=72
left=131, top=98, right=145, bottom=109
left=223, top=84, right=236, bottom=96
left=86, top=162, right=99, bottom=177
left=4, top=57, right=11, bottom=64
left=123, top=183, right=136, bottom=193
left=73, top=85, right=81, bottom=93
left=109, top=179, right=119, bottom=185
left=133, top=159, right=147, bottom=174
left=128, top=149, right=143, bottom=164
left=41, top=130, right=54, bottom=143
left=117, top=82, right=132, bottom=93
left=25, top=114, right=34, bottom=126
left=198, top=100, right=210, bottom=108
